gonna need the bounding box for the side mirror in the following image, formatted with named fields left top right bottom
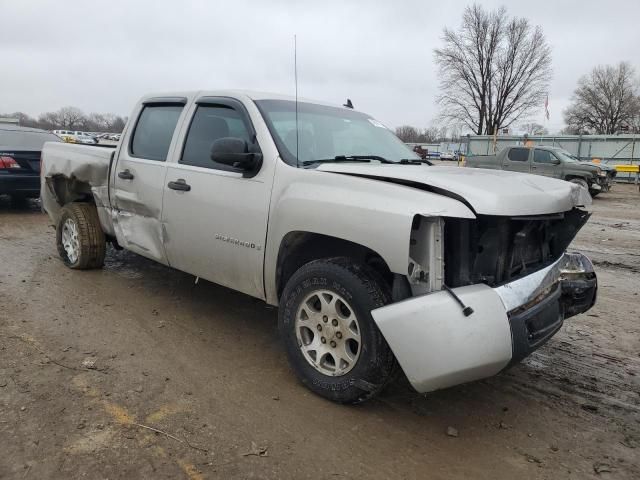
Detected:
left=553, top=158, right=561, bottom=165
left=210, top=137, right=262, bottom=174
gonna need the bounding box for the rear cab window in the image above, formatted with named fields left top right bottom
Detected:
left=507, top=148, right=530, bottom=162
left=130, top=104, right=184, bottom=161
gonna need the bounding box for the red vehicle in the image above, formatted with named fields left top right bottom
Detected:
left=413, top=145, right=428, bottom=159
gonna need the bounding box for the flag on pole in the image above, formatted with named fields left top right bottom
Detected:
left=544, top=94, right=550, bottom=120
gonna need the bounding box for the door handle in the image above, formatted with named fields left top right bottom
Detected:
left=167, top=179, right=191, bottom=191
left=118, top=169, right=134, bottom=180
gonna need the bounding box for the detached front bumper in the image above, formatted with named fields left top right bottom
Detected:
left=371, top=252, right=596, bottom=393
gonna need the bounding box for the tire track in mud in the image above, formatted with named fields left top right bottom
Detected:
left=590, top=259, right=640, bottom=274
left=505, top=337, right=640, bottom=422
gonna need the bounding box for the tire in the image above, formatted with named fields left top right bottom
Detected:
left=568, top=178, right=589, bottom=190
left=10, top=194, right=28, bottom=207
left=279, top=257, right=397, bottom=404
left=589, top=189, right=601, bottom=197
left=56, top=202, right=106, bottom=269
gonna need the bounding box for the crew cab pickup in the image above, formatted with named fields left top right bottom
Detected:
left=465, top=146, right=610, bottom=197
left=40, top=91, right=597, bottom=404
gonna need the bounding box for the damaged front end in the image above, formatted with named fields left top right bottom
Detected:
left=371, top=210, right=597, bottom=394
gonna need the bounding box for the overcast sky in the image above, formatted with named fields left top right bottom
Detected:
left=1, top=0, right=639, bottom=133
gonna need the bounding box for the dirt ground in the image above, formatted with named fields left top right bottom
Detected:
left=1, top=183, right=639, bottom=480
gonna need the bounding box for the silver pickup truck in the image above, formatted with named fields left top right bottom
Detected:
left=465, top=146, right=612, bottom=197
left=40, top=91, right=597, bottom=404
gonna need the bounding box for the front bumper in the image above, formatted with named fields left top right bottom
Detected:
left=371, top=252, right=596, bottom=393
left=595, top=174, right=614, bottom=191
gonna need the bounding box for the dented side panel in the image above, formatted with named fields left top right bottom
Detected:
left=110, top=159, right=170, bottom=263
left=40, top=141, right=116, bottom=235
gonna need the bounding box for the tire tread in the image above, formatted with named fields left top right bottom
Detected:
left=56, top=202, right=106, bottom=269
left=279, top=256, right=397, bottom=404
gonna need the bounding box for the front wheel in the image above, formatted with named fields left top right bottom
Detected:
left=569, top=178, right=589, bottom=190
left=56, top=202, right=106, bottom=269
left=279, top=257, right=397, bottom=404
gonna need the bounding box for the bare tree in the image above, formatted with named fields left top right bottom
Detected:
left=37, top=111, right=62, bottom=130
left=423, top=127, right=441, bottom=143
left=84, top=112, right=107, bottom=131
left=3, top=107, right=126, bottom=132
left=520, top=122, right=548, bottom=135
left=111, top=116, right=127, bottom=133
left=434, top=4, right=552, bottom=135
left=564, top=62, right=640, bottom=134
left=57, top=107, right=86, bottom=130
left=8, top=112, right=39, bottom=128
left=395, top=125, right=421, bottom=143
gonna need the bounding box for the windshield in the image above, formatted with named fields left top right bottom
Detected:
left=255, top=99, right=419, bottom=166
left=553, top=148, right=580, bottom=163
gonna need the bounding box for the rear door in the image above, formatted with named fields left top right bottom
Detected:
left=531, top=149, right=558, bottom=178
left=111, top=98, right=187, bottom=264
left=501, top=147, right=531, bottom=173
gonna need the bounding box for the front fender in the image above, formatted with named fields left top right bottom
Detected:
left=264, top=162, right=475, bottom=304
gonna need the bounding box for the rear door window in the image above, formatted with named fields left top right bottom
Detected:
left=130, top=105, right=183, bottom=161
left=507, top=148, right=530, bottom=162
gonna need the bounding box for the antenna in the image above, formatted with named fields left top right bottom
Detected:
left=294, top=34, right=299, bottom=167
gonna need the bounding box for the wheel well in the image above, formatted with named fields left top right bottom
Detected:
left=47, top=175, right=94, bottom=206
left=275, top=232, right=393, bottom=299
left=565, top=175, right=587, bottom=182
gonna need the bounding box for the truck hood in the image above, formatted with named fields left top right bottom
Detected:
left=317, top=164, right=591, bottom=216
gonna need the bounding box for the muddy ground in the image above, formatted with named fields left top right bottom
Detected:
left=1, top=184, right=639, bottom=480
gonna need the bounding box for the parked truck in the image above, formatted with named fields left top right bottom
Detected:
left=40, top=91, right=597, bottom=404
left=465, top=145, right=611, bottom=197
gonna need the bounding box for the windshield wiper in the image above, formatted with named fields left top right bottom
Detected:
left=399, top=158, right=433, bottom=166
left=302, top=155, right=394, bottom=166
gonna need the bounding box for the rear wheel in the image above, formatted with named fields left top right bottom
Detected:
left=279, top=257, right=397, bottom=404
left=56, top=202, right=106, bottom=269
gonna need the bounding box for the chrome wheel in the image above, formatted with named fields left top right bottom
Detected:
left=295, top=289, right=361, bottom=376
left=61, top=218, right=80, bottom=264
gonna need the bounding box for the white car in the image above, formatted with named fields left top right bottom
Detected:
left=74, top=134, right=97, bottom=145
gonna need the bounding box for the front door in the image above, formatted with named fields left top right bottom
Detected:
left=111, top=100, right=186, bottom=263
left=161, top=98, right=271, bottom=299
left=502, top=147, right=531, bottom=173
left=531, top=149, right=559, bottom=178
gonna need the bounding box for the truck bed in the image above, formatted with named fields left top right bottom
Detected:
left=464, top=155, right=500, bottom=169
left=40, top=142, right=116, bottom=231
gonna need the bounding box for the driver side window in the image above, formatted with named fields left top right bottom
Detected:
left=533, top=149, right=557, bottom=164
left=181, top=105, right=252, bottom=171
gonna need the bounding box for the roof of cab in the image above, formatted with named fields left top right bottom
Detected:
left=139, top=90, right=350, bottom=110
